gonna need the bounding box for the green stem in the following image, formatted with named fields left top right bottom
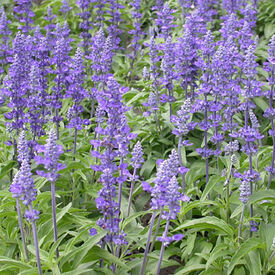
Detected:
left=139, top=211, right=156, bottom=275
left=238, top=204, right=246, bottom=244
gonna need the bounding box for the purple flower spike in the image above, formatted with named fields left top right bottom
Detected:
left=18, top=131, right=29, bottom=163
left=10, top=171, right=23, bottom=198
left=156, top=3, right=177, bottom=39
left=151, top=150, right=179, bottom=211
left=60, top=0, right=72, bottom=16
left=265, top=35, right=275, bottom=189
left=66, top=47, right=87, bottom=132
left=0, top=8, right=11, bottom=74
left=14, top=0, right=34, bottom=34
left=239, top=180, right=250, bottom=204
left=19, top=159, right=38, bottom=208
left=35, top=128, right=65, bottom=183
left=131, top=141, right=144, bottom=169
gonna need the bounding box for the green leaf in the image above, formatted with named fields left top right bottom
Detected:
left=264, top=23, right=275, bottom=38
left=249, top=190, right=275, bottom=204
left=201, top=175, right=224, bottom=201
left=174, top=217, right=234, bottom=237
left=121, top=210, right=153, bottom=229
left=0, top=256, right=32, bottom=270
left=227, top=238, right=265, bottom=275
left=86, top=246, right=131, bottom=271
left=230, top=204, right=243, bottom=219
left=180, top=200, right=217, bottom=216
left=60, top=231, right=105, bottom=268
left=206, top=243, right=229, bottom=269
left=62, top=162, right=86, bottom=172
left=185, top=233, right=197, bottom=256
left=18, top=268, right=41, bottom=275
left=253, top=98, right=269, bottom=112
left=62, top=269, right=99, bottom=275
left=175, top=264, right=206, bottom=275
left=56, top=202, right=72, bottom=222
left=0, top=161, right=16, bottom=180
left=247, top=250, right=262, bottom=275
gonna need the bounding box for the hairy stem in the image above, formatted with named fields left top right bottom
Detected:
left=16, top=198, right=29, bottom=261
left=178, top=136, right=186, bottom=191
left=155, top=220, right=170, bottom=275
left=30, top=207, right=42, bottom=275
left=55, top=109, right=60, bottom=140
left=117, top=157, right=124, bottom=215
left=139, top=211, right=156, bottom=275
left=51, top=181, right=59, bottom=259
left=127, top=167, right=137, bottom=217
left=238, top=204, right=246, bottom=243
left=149, top=209, right=163, bottom=253
left=268, top=67, right=274, bottom=189
left=73, top=128, right=78, bottom=157
left=90, top=97, right=95, bottom=119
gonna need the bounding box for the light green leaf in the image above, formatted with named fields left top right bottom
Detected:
left=0, top=256, right=32, bottom=270
left=62, top=269, right=99, bottom=275
left=60, top=230, right=105, bottom=268
left=174, top=217, right=234, bottom=237
left=206, top=243, right=229, bottom=269
left=227, top=238, right=265, bottom=275
left=175, top=264, right=206, bottom=275
left=249, top=190, right=275, bottom=204
left=201, top=175, right=224, bottom=201
left=180, top=200, right=217, bottom=217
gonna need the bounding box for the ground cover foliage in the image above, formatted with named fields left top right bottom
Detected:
left=0, top=0, right=275, bottom=274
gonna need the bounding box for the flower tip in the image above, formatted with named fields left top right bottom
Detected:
left=89, top=228, right=97, bottom=236
left=142, top=181, right=152, bottom=192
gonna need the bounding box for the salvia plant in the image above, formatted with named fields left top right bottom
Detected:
left=0, top=1, right=274, bottom=275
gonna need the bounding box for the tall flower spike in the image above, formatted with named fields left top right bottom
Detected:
left=9, top=171, right=29, bottom=261
left=131, top=141, right=144, bottom=169
left=238, top=178, right=251, bottom=242
left=35, top=128, right=65, bottom=259
left=60, top=0, right=72, bottom=17
left=19, top=159, right=37, bottom=207
left=171, top=98, right=194, bottom=191
left=155, top=3, right=176, bottom=39
left=50, top=36, right=71, bottom=138
left=27, top=63, right=47, bottom=140
left=161, top=36, right=175, bottom=119
left=106, top=0, right=124, bottom=50
left=0, top=8, right=11, bottom=74
left=14, top=0, right=34, bottom=34
left=140, top=150, right=181, bottom=275
left=127, top=141, right=144, bottom=217
left=77, top=0, right=92, bottom=55
left=264, top=35, right=275, bottom=189
left=3, top=33, right=33, bottom=131
left=18, top=158, right=42, bottom=274
left=155, top=176, right=184, bottom=274
left=18, top=131, right=29, bottom=164
left=66, top=47, right=88, bottom=134
left=35, top=128, right=66, bottom=182
left=239, top=180, right=251, bottom=204
left=171, top=98, right=192, bottom=137
left=91, top=77, right=131, bottom=269
left=128, top=0, right=145, bottom=79
left=151, top=149, right=179, bottom=211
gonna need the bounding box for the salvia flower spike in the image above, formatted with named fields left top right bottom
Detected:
left=9, top=171, right=29, bottom=261
left=35, top=128, right=66, bottom=258
left=19, top=158, right=41, bottom=274
left=127, top=141, right=144, bottom=217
